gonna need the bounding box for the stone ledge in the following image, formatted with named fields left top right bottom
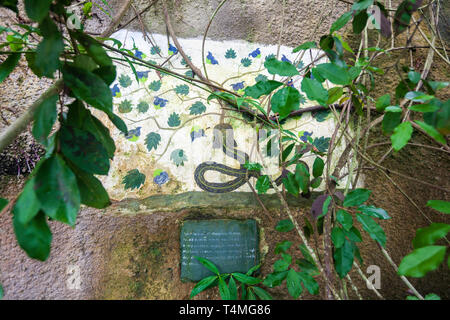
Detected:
left=103, top=191, right=319, bottom=215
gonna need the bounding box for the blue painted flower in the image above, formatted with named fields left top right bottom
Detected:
left=287, top=79, right=294, bottom=88
left=206, top=51, right=218, bottom=65
left=300, top=131, right=313, bottom=143
left=124, top=127, right=141, bottom=142
left=231, top=81, right=245, bottom=91
left=190, top=126, right=205, bottom=142
left=281, top=54, right=292, bottom=63
left=137, top=71, right=149, bottom=82
left=154, top=96, right=168, bottom=109
left=111, top=83, right=121, bottom=97
left=168, top=44, right=178, bottom=55
left=134, top=49, right=145, bottom=59
left=249, top=48, right=261, bottom=58
left=153, top=169, right=169, bottom=186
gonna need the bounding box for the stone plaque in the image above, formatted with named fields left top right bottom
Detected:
left=180, top=219, right=259, bottom=281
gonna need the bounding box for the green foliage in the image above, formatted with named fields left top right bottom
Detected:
left=398, top=246, right=446, bottom=278
left=170, top=149, right=187, bottom=166
left=255, top=175, right=270, bottom=194
left=343, top=188, right=371, bottom=207
left=122, top=169, right=146, bottom=190
left=301, top=77, right=328, bottom=106
left=275, top=219, right=294, bottom=232
left=189, top=101, right=206, bottom=115
left=0, top=52, right=20, bottom=83
left=426, top=200, right=450, bottom=214
left=167, top=112, right=181, bottom=127
left=145, top=132, right=161, bottom=151
left=264, top=58, right=299, bottom=77
left=137, top=101, right=149, bottom=113
left=148, top=80, right=161, bottom=91
left=225, top=48, right=236, bottom=59
left=244, top=80, right=283, bottom=99
left=175, top=84, right=189, bottom=95
left=119, top=74, right=132, bottom=88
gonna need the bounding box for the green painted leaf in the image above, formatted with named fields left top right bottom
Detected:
left=145, top=132, right=161, bottom=151
left=170, top=149, right=187, bottom=166
left=122, top=169, right=146, bottom=190
left=357, top=205, right=390, bottom=219
left=337, top=209, right=353, bottom=231
left=60, top=125, right=110, bottom=175
left=356, top=213, right=386, bottom=247
left=426, top=200, right=450, bottom=214
left=244, top=80, right=283, bottom=99
left=256, top=175, right=270, bottom=194
left=414, top=120, right=446, bottom=145
left=0, top=52, right=20, bottom=83
left=119, top=74, right=132, bottom=88
left=271, top=86, right=301, bottom=120
left=301, top=77, right=328, bottom=106
left=34, top=155, right=80, bottom=226
left=343, top=188, right=371, bottom=207
left=264, top=58, right=299, bottom=77
left=312, top=157, right=324, bottom=178
left=175, top=84, right=189, bottom=95
left=286, top=269, right=303, bottom=298
left=334, top=239, right=354, bottom=278
left=275, top=219, right=294, bottom=232
left=225, top=48, right=236, bottom=59
left=32, top=94, right=58, bottom=143
left=168, top=112, right=181, bottom=127
left=189, top=101, right=206, bottom=115
left=413, top=223, right=450, bottom=249
left=62, top=65, right=112, bottom=114
left=137, top=101, right=149, bottom=113
left=398, top=245, right=446, bottom=277
left=13, top=178, right=40, bottom=225
left=313, top=136, right=331, bottom=152
left=195, top=256, right=220, bottom=275
left=190, top=275, right=217, bottom=298
left=24, top=0, right=52, bottom=21
left=13, top=211, right=51, bottom=261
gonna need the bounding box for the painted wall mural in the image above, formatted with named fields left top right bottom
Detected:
left=92, top=30, right=361, bottom=201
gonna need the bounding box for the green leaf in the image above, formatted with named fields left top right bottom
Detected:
left=327, top=87, right=343, bottom=104
left=286, top=269, right=303, bottom=298
left=35, top=156, right=80, bottom=226
left=252, top=287, right=272, bottom=300
left=13, top=178, right=40, bottom=224
left=195, top=256, right=220, bottom=275
left=168, top=112, right=181, bottom=127
left=0, top=52, right=20, bottom=83
left=391, top=122, right=413, bottom=151
left=319, top=195, right=332, bottom=219
left=218, top=277, right=231, bottom=300
left=275, top=220, right=294, bottom=232
left=72, top=31, right=112, bottom=67
left=356, top=213, right=386, bottom=247
left=244, top=80, right=283, bottom=99
left=298, top=271, right=319, bottom=295
left=271, top=86, right=301, bottom=120
left=282, top=172, right=299, bottom=196
left=310, top=177, right=322, bottom=189
left=0, top=0, right=18, bottom=13
left=275, top=240, right=293, bottom=254
left=414, top=120, right=446, bottom=145
left=122, top=169, right=146, bottom=190
left=246, top=264, right=261, bottom=276
left=312, top=157, right=324, bottom=178
left=330, top=11, right=353, bottom=33
left=352, top=0, right=373, bottom=11
left=247, top=287, right=257, bottom=300
left=405, top=91, right=434, bottom=103
left=32, top=94, right=58, bottom=143
left=145, top=132, right=161, bottom=151
left=264, top=58, right=299, bottom=77
left=60, top=125, right=110, bottom=175
left=357, top=205, right=390, bottom=219
left=331, top=227, right=345, bottom=248
left=263, top=271, right=288, bottom=288
left=398, top=245, right=446, bottom=277
left=232, top=273, right=261, bottom=285
left=343, top=188, right=371, bottom=207
left=408, top=71, right=421, bottom=83
left=295, top=162, right=310, bottom=194
left=13, top=211, right=52, bottom=261
left=189, top=101, right=206, bottom=115
left=408, top=103, right=440, bottom=113
left=425, top=293, right=441, bottom=300
left=273, top=258, right=290, bottom=272
left=301, top=77, right=328, bottom=106
left=0, top=197, right=8, bottom=212
left=190, top=275, right=217, bottom=298
left=315, top=63, right=351, bottom=85
left=344, top=227, right=363, bottom=242
left=93, top=66, right=116, bottom=86
left=353, top=10, right=369, bottom=34
left=24, top=0, right=52, bottom=22
left=72, top=166, right=110, bottom=209
left=228, top=276, right=237, bottom=300
left=256, top=175, right=271, bottom=194
left=334, top=239, right=354, bottom=278
left=413, top=223, right=450, bottom=249
left=426, top=200, right=450, bottom=214
left=375, top=94, right=391, bottom=112
left=62, top=65, right=112, bottom=114
left=293, top=41, right=316, bottom=53
left=337, top=209, right=353, bottom=231
left=36, top=17, right=64, bottom=78
left=382, top=111, right=402, bottom=135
